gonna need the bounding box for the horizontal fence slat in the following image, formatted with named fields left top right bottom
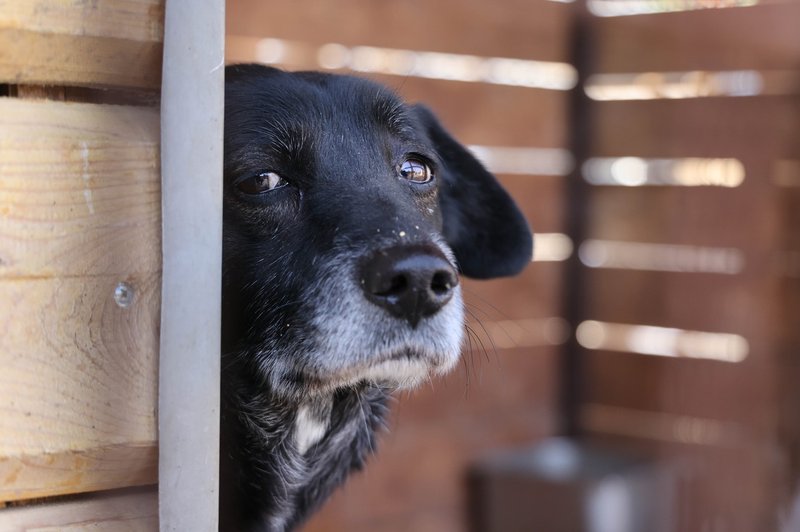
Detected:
left=227, top=0, right=570, bottom=63
left=592, top=2, right=800, bottom=73
left=0, top=274, right=159, bottom=501
left=582, top=268, right=780, bottom=343
left=0, top=444, right=157, bottom=503
left=0, top=0, right=164, bottom=88
left=584, top=185, right=781, bottom=249
left=499, top=175, right=566, bottom=234
left=463, top=262, right=566, bottom=322
left=590, top=98, right=800, bottom=159
left=0, top=487, right=157, bottom=530
left=383, top=77, right=569, bottom=148
left=583, top=352, right=783, bottom=435
left=0, top=99, right=161, bottom=278
left=224, top=44, right=572, bottom=149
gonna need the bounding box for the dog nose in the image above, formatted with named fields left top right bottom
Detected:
left=360, top=245, right=459, bottom=328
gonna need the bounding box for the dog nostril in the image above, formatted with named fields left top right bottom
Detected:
left=375, top=273, right=408, bottom=297
left=431, top=271, right=454, bottom=296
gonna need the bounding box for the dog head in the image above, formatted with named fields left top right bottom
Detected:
left=223, top=64, right=532, bottom=400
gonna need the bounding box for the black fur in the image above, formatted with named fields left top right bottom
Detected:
left=221, top=64, right=532, bottom=531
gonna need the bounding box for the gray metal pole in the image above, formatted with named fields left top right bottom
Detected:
left=158, top=0, right=225, bottom=529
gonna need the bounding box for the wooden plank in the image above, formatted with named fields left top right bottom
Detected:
left=0, top=98, right=161, bottom=278
left=0, top=487, right=157, bottom=531
left=0, top=0, right=164, bottom=88
left=226, top=39, right=572, bottom=149
left=582, top=268, right=780, bottom=343
left=388, top=78, right=569, bottom=148
left=592, top=2, right=800, bottom=73
left=498, top=175, right=566, bottom=234
left=590, top=97, right=800, bottom=159
left=585, top=184, right=781, bottom=249
left=582, top=352, right=783, bottom=435
left=227, top=0, right=571, bottom=63
left=0, top=274, right=159, bottom=501
left=0, top=444, right=157, bottom=502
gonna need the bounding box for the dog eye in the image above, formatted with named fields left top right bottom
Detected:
left=237, top=172, right=287, bottom=194
left=399, top=159, right=433, bottom=184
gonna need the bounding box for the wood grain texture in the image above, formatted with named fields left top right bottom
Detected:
left=0, top=487, right=157, bottom=531
left=0, top=99, right=161, bottom=501
left=0, top=98, right=161, bottom=279
left=0, top=0, right=164, bottom=88
left=0, top=274, right=160, bottom=501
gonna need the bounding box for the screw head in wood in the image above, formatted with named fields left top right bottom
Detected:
left=114, top=282, right=134, bottom=308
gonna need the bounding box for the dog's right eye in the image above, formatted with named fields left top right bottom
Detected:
left=237, top=172, right=288, bottom=195
left=399, top=158, right=434, bottom=184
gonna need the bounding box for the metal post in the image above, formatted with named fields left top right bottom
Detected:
left=158, top=0, right=225, bottom=529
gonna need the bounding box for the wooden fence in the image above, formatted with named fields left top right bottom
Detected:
left=0, top=0, right=163, bottom=524
left=1, top=0, right=224, bottom=530
left=579, top=2, right=800, bottom=531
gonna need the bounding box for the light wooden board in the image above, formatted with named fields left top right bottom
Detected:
left=0, top=0, right=164, bottom=88
left=0, top=274, right=159, bottom=501
left=0, top=98, right=161, bottom=278
left=0, top=444, right=157, bottom=503
left=0, top=487, right=157, bottom=531
left=0, top=99, right=161, bottom=501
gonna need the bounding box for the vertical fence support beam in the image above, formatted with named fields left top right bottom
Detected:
left=159, top=0, right=225, bottom=530
left=560, top=1, right=593, bottom=439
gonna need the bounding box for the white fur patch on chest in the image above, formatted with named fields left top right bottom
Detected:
left=294, top=400, right=332, bottom=455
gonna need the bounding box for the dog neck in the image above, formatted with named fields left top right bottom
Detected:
left=220, top=366, right=390, bottom=532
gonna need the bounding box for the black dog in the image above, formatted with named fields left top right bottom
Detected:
left=221, top=64, right=532, bottom=532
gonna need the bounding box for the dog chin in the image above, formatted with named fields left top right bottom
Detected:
left=322, top=346, right=461, bottom=391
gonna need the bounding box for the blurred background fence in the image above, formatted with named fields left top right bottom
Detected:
left=226, top=1, right=800, bottom=531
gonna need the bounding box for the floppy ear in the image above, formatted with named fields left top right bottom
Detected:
left=412, top=105, right=533, bottom=279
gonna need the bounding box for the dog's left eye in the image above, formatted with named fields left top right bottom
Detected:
left=237, top=172, right=288, bottom=195
left=399, top=158, right=433, bottom=184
